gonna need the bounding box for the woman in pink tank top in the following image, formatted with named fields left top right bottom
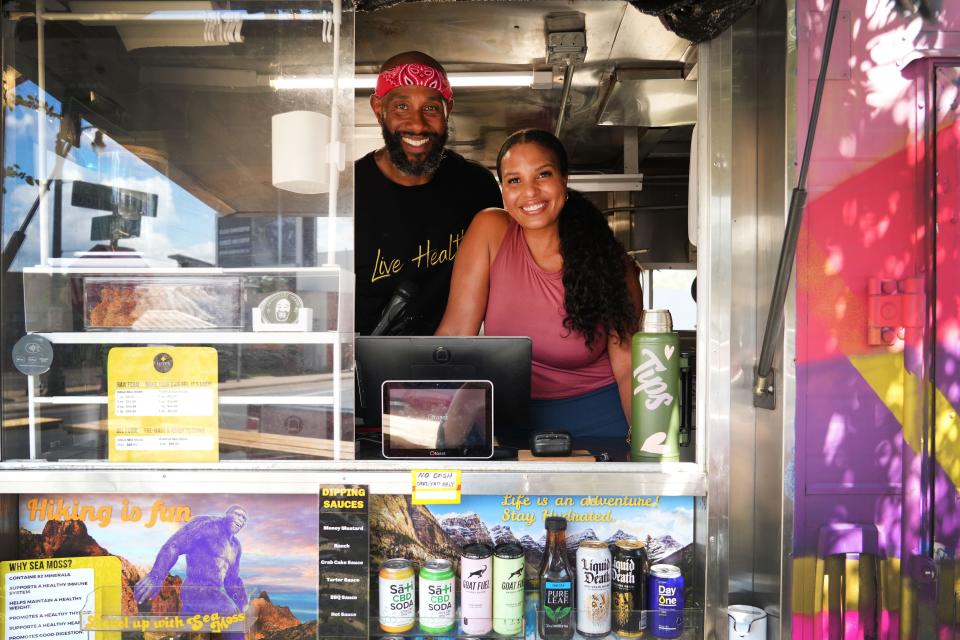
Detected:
left=436, top=129, right=643, bottom=446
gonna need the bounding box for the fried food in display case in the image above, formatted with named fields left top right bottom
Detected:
left=83, top=277, right=242, bottom=330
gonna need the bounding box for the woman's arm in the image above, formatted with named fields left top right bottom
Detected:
left=435, top=208, right=510, bottom=336
left=609, top=332, right=634, bottom=423
left=609, top=260, right=645, bottom=421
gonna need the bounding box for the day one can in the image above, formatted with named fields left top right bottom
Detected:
left=419, top=558, right=456, bottom=633
left=648, top=564, right=684, bottom=639
left=493, top=542, right=525, bottom=635
left=460, top=543, right=493, bottom=635
left=577, top=540, right=612, bottom=638
left=612, top=539, right=649, bottom=637
left=379, top=558, right=416, bottom=633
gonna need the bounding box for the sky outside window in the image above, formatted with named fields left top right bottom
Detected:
left=3, top=78, right=218, bottom=270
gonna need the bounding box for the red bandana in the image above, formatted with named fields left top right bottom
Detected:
left=375, top=63, right=453, bottom=106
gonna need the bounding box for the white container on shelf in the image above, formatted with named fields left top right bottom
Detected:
left=272, top=110, right=331, bottom=194
left=728, top=604, right=767, bottom=639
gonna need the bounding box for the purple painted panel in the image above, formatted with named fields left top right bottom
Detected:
left=803, top=392, right=903, bottom=491
left=799, top=357, right=904, bottom=542
left=797, top=494, right=902, bottom=559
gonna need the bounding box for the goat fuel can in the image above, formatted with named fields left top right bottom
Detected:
left=460, top=543, right=493, bottom=635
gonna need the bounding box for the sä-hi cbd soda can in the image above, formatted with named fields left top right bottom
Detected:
left=378, top=558, right=415, bottom=633
left=419, top=559, right=456, bottom=633
left=631, top=309, right=681, bottom=462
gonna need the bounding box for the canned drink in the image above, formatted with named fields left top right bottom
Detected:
left=419, top=558, right=456, bottom=633
left=576, top=540, right=612, bottom=637
left=648, top=564, right=684, bottom=639
left=612, top=539, right=649, bottom=637
left=460, top=543, right=493, bottom=635
left=379, top=558, right=416, bottom=633
left=493, top=542, right=525, bottom=635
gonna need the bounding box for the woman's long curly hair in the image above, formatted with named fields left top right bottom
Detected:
left=496, top=129, right=640, bottom=348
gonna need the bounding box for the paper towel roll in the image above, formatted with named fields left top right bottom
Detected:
left=272, top=110, right=330, bottom=194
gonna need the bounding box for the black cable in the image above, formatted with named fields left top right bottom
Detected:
left=2, top=153, right=70, bottom=273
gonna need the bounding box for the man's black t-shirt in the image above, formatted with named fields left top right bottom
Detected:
left=354, top=149, right=502, bottom=335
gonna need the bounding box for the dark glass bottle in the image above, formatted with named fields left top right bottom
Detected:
left=538, top=516, right=575, bottom=639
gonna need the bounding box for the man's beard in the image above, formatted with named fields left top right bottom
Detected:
left=381, top=122, right=448, bottom=177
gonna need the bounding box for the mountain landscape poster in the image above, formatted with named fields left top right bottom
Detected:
left=369, top=493, right=696, bottom=635
left=18, top=493, right=320, bottom=640
left=371, top=494, right=694, bottom=574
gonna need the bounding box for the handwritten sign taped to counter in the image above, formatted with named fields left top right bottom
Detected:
left=411, top=470, right=461, bottom=504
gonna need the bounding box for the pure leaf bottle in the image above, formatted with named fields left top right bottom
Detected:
left=538, top=516, right=575, bottom=639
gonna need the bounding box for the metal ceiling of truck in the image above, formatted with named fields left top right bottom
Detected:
left=354, top=1, right=696, bottom=170
left=358, top=0, right=755, bottom=43
left=8, top=0, right=697, bottom=215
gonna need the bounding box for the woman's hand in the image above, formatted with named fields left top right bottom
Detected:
left=435, top=208, right=511, bottom=336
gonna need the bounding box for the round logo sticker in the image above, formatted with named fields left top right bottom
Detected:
left=12, top=335, right=54, bottom=376
left=258, top=291, right=304, bottom=324
left=153, top=352, right=174, bottom=373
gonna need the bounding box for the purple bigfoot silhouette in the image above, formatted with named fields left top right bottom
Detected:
left=134, top=505, right=249, bottom=620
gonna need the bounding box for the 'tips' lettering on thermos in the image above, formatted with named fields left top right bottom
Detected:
left=630, top=310, right=681, bottom=462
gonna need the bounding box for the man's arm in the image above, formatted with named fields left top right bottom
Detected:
left=224, top=545, right=248, bottom=610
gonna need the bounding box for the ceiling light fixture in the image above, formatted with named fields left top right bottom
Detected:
left=270, top=71, right=549, bottom=91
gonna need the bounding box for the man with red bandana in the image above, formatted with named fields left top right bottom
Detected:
left=354, top=51, right=501, bottom=335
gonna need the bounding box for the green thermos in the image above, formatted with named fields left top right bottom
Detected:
left=630, top=309, right=681, bottom=462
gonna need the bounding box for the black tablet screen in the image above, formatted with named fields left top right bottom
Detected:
left=381, top=380, right=493, bottom=459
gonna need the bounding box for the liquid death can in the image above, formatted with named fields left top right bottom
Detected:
left=649, top=564, right=684, bottom=639
left=576, top=540, right=612, bottom=638
left=612, top=539, right=649, bottom=637
left=419, top=558, right=456, bottom=633
left=378, top=558, right=416, bottom=633
left=493, top=542, right=525, bottom=635
left=460, top=543, right=493, bottom=635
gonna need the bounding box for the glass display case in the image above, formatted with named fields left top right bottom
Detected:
left=1, top=0, right=356, bottom=462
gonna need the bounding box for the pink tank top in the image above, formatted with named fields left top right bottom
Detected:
left=484, top=220, right=616, bottom=399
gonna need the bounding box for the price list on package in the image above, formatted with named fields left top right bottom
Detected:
left=114, top=385, right=214, bottom=417
left=107, top=347, right=219, bottom=463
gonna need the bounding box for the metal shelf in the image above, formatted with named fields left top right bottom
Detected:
left=0, top=464, right=706, bottom=496
left=31, top=395, right=335, bottom=406
left=34, top=331, right=345, bottom=344
left=23, top=265, right=346, bottom=275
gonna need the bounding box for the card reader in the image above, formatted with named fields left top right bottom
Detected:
left=530, top=431, right=572, bottom=457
